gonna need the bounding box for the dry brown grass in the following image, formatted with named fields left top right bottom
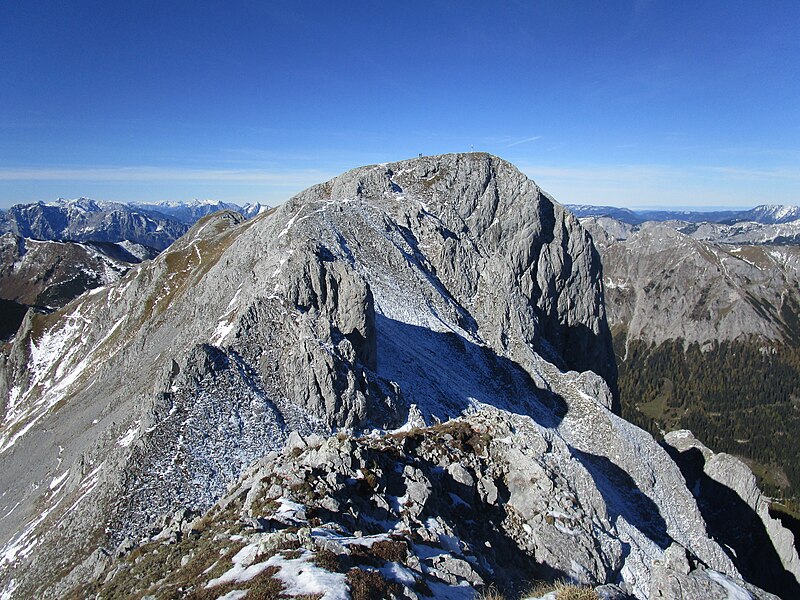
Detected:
left=520, top=580, right=599, bottom=600
left=346, top=568, right=401, bottom=600
left=554, top=581, right=599, bottom=600
left=474, top=586, right=506, bottom=600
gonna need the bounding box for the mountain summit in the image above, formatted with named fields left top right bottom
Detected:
left=0, top=154, right=795, bottom=598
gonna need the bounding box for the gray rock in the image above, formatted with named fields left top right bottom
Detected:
left=649, top=558, right=780, bottom=599
left=663, top=430, right=800, bottom=596
left=478, top=475, right=499, bottom=505
left=446, top=463, right=474, bottom=487
left=427, top=554, right=484, bottom=585
left=0, top=154, right=775, bottom=598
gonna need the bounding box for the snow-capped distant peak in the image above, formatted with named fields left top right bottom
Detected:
left=745, top=204, right=800, bottom=224
left=148, top=199, right=228, bottom=208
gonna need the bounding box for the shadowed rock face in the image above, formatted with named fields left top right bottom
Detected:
left=0, top=154, right=781, bottom=599
left=664, top=430, right=800, bottom=599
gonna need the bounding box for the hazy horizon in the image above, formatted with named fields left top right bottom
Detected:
left=1, top=192, right=795, bottom=215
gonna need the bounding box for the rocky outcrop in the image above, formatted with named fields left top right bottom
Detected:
left=664, top=430, right=800, bottom=598
left=648, top=542, right=780, bottom=599
left=73, top=413, right=777, bottom=600
left=0, top=154, right=780, bottom=598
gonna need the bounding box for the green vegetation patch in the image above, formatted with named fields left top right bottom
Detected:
left=618, top=335, right=800, bottom=501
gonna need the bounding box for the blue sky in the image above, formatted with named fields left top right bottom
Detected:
left=0, top=1, right=798, bottom=209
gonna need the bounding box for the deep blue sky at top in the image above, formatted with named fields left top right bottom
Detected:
left=0, top=1, right=798, bottom=208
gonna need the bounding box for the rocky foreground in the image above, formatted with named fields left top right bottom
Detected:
left=72, top=411, right=783, bottom=600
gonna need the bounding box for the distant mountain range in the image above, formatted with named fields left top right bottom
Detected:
left=140, top=199, right=268, bottom=224
left=0, top=198, right=269, bottom=250
left=0, top=198, right=271, bottom=341
left=567, top=203, right=800, bottom=226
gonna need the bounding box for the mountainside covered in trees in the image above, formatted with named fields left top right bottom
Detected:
left=0, top=156, right=796, bottom=599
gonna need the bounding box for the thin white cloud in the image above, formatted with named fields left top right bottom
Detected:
left=500, top=135, right=543, bottom=149
left=0, top=166, right=334, bottom=186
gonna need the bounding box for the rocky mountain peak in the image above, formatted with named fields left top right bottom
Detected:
left=286, top=153, right=616, bottom=390
left=0, top=155, right=795, bottom=598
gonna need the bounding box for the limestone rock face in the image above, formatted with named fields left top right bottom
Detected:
left=0, top=154, right=781, bottom=599
left=648, top=542, right=780, bottom=599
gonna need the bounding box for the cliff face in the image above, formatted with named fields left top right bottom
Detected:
left=0, top=154, right=791, bottom=599
left=583, top=217, right=800, bottom=348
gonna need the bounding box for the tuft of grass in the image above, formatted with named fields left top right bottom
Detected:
left=554, top=581, right=600, bottom=600
left=521, top=580, right=599, bottom=600
left=184, top=580, right=243, bottom=600
left=346, top=568, right=401, bottom=600
left=312, top=548, right=342, bottom=572
left=369, top=539, right=408, bottom=563
left=474, top=586, right=506, bottom=600
left=243, top=566, right=284, bottom=599
left=522, top=581, right=555, bottom=597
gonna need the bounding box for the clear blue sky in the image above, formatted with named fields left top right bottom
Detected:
left=1, top=1, right=798, bottom=209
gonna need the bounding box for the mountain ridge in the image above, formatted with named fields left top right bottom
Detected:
left=0, top=198, right=269, bottom=250
left=568, top=203, right=800, bottom=226
left=0, top=154, right=795, bottom=599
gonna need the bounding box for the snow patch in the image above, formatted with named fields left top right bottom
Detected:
left=275, top=497, right=306, bottom=522
left=264, top=551, right=348, bottom=600
left=380, top=561, right=417, bottom=586
left=217, top=591, right=248, bottom=600
left=211, top=320, right=236, bottom=346
left=706, top=570, right=754, bottom=600
left=205, top=546, right=273, bottom=588
left=49, top=471, right=69, bottom=491
left=117, top=422, right=141, bottom=447
left=278, top=208, right=304, bottom=239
